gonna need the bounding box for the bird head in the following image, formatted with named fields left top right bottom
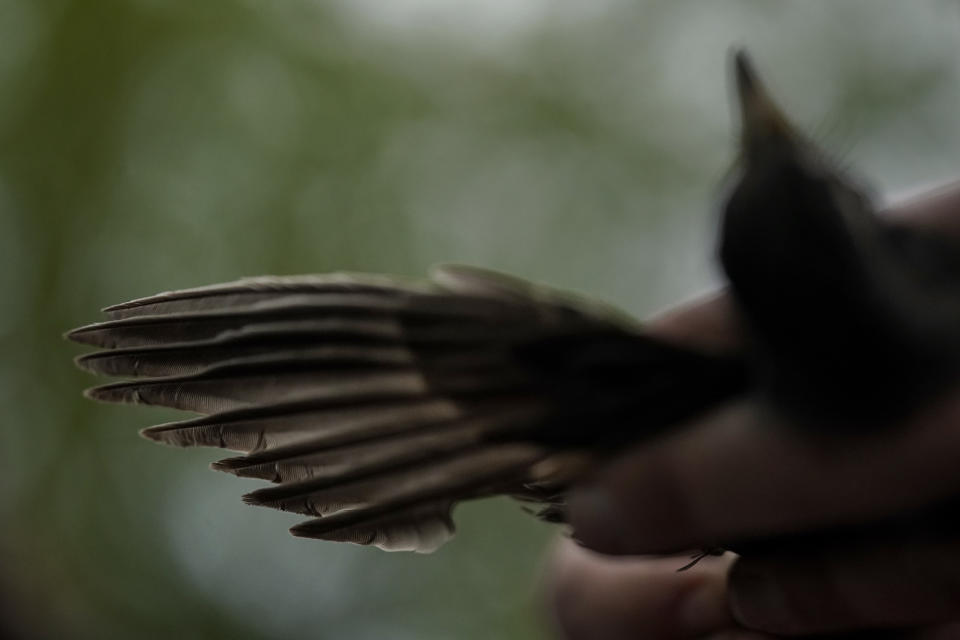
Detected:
left=719, top=50, right=878, bottom=316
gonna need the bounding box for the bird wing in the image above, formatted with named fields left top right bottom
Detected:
left=69, top=265, right=745, bottom=552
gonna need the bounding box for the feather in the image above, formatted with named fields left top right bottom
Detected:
left=241, top=443, right=544, bottom=516
left=142, top=395, right=468, bottom=452
left=433, top=264, right=640, bottom=327
left=209, top=401, right=546, bottom=483
left=73, top=319, right=408, bottom=377
left=101, top=273, right=431, bottom=319
left=86, top=364, right=427, bottom=413
left=68, top=291, right=541, bottom=350
left=294, top=500, right=457, bottom=553
left=286, top=443, right=546, bottom=544
left=85, top=348, right=532, bottom=414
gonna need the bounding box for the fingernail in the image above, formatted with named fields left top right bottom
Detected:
left=728, top=562, right=790, bottom=632
left=567, top=486, right=622, bottom=553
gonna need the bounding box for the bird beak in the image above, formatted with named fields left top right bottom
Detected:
left=733, top=49, right=796, bottom=162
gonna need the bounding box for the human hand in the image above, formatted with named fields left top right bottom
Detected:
left=547, top=181, right=960, bottom=638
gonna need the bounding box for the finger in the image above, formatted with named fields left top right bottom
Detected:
left=884, top=179, right=960, bottom=233
left=646, top=289, right=742, bottom=353
left=545, top=539, right=737, bottom=639
left=729, top=536, right=960, bottom=636
left=568, top=394, right=960, bottom=555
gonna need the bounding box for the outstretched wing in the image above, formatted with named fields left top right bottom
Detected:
left=68, top=266, right=746, bottom=552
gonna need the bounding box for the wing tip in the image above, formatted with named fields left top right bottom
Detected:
left=289, top=519, right=325, bottom=539
left=83, top=383, right=132, bottom=404
left=65, top=324, right=102, bottom=346
left=74, top=352, right=95, bottom=373
left=74, top=351, right=119, bottom=376
left=139, top=424, right=172, bottom=445
left=211, top=456, right=251, bottom=473
left=102, top=300, right=141, bottom=314
left=241, top=491, right=267, bottom=507
left=243, top=484, right=318, bottom=513
left=210, top=457, right=238, bottom=472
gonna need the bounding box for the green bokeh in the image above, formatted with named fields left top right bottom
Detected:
left=1, top=1, right=957, bottom=638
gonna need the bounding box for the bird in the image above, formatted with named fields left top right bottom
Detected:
left=67, top=50, right=960, bottom=554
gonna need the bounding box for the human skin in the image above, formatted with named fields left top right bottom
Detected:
left=546, top=180, right=960, bottom=639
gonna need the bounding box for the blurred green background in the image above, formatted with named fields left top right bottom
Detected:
left=1, top=1, right=958, bottom=638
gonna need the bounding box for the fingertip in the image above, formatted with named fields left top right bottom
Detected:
left=727, top=558, right=798, bottom=635
left=645, top=288, right=743, bottom=353
left=566, top=485, right=628, bottom=554
left=545, top=539, right=737, bottom=639
left=728, top=538, right=960, bottom=636
left=678, top=572, right=737, bottom=637
left=566, top=427, right=709, bottom=556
